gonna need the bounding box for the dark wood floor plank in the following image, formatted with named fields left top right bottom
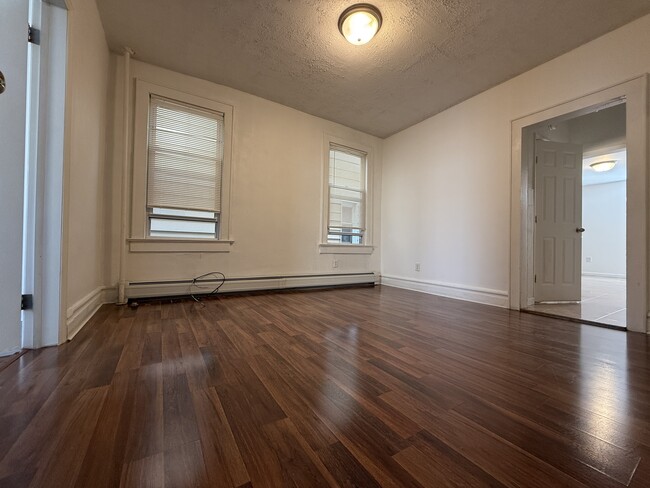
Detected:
left=317, top=441, right=382, bottom=488
left=394, top=439, right=506, bottom=488
left=0, top=286, right=648, bottom=487
left=119, top=453, right=164, bottom=488
left=261, top=417, right=335, bottom=487
left=381, top=389, right=591, bottom=487
left=123, top=363, right=164, bottom=463
left=453, top=396, right=637, bottom=487
left=28, top=386, right=109, bottom=487
left=164, top=440, right=209, bottom=488
left=251, top=349, right=339, bottom=451
left=74, top=371, right=138, bottom=488
left=191, top=387, right=250, bottom=487
left=163, top=373, right=200, bottom=450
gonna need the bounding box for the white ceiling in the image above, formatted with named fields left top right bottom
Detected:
left=583, top=149, right=627, bottom=186
left=96, top=0, right=650, bottom=138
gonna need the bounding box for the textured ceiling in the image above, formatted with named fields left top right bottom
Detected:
left=96, top=0, right=650, bottom=138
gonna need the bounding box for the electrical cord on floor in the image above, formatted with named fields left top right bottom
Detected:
left=190, top=271, right=226, bottom=303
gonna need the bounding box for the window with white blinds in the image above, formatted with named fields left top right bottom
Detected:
left=143, top=95, right=225, bottom=239
left=147, top=95, right=224, bottom=213
left=328, top=145, right=366, bottom=244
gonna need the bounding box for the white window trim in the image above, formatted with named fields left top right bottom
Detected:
left=319, top=134, right=374, bottom=255
left=130, top=79, right=234, bottom=253
left=128, top=238, right=233, bottom=253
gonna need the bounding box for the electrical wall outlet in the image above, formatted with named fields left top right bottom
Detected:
left=586, top=256, right=592, bottom=263
left=415, top=263, right=421, bottom=272
left=332, top=259, right=339, bottom=269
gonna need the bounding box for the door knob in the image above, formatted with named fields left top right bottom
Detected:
left=0, top=71, right=5, bottom=94
left=576, top=227, right=585, bottom=233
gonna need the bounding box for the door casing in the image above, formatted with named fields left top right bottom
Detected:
left=510, top=76, right=648, bottom=333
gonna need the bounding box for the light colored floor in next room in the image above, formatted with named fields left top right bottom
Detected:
left=525, top=276, right=626, bottom=327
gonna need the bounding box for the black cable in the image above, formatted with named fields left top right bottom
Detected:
left=189, top=271, right=226, bottom=303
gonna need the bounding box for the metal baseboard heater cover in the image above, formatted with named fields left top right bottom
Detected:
left=127, top=272, right=377, bottom=299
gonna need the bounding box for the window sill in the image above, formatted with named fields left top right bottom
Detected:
left=319, top=244, right=374, bottom=255
left=128, top=238, right=234, bottom=253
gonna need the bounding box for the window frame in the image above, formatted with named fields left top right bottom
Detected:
left=129, top=80, right=234, bottom=253
left=320, top=135, right=374, bottom=255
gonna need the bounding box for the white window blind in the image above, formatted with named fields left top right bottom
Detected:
left=328, top=145, right=366, bottom=243
left=147, top=95, right=224, bottom=212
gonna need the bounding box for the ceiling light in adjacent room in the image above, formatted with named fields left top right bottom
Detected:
left=338, top=4, right=382, bottom=45
left=589, top=160, right=617, bottom=172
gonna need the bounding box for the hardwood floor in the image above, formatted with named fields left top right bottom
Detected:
left=0, top=285, right=649, bottom=487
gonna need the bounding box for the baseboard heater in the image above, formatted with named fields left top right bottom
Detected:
left=127, top=272, right=377, bottom=300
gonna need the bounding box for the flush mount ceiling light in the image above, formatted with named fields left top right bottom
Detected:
left=338, top=4, right=382, bottom=45
left=589, top=160, right=617, bottom=172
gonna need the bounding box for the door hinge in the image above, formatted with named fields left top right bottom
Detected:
left=28, top=24, right=40, bottom=45
left=535, top=156, right=538, bottom=164
left=534, top=275, right=537, bottom=283
left=21, top=294, right=33, bottom=311
left=534, top=215, right=538, bottom=223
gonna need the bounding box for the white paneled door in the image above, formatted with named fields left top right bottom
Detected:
left=0, top=0, right=29, bottom=355
left=534, top=141, right=584, bottom=302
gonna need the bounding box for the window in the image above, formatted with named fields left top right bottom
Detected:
left=327, top=144, right=366, bottom=244
left=130, top=80, right=233, bottom=252
left=146, top=95, right=223, bottom=239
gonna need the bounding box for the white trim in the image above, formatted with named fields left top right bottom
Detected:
left=319, top=244, right=374, bottom=255
left=0, top=346, right=22, bottom=358
left=381, top=275, right=509, bottom=308
left=66, top=286, right=117, bottom=340
left=127, top=273, right=377, bottom=299
left=510, top=76, right=648, bottom=334
left=128, top=238, right=233, bottom=253
left=582, top=272, right=626, bottom=280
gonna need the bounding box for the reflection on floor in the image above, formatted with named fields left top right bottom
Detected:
left=525, top=276, right=626, bottom=327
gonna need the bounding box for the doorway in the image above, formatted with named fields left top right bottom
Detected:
left=509, top=77, right=648, bottom=334
left=522, top=103, right=627, bottom=327
left=0, top=0, right=68, bottom=357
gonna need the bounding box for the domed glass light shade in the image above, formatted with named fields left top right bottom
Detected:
left=338, top=4, right=382, bottom=45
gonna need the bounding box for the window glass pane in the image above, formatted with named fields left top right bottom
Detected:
left=328, top=145, right=366, bottom=245
left=150, top=218, right=216, bottom=238
left=327, top=227, right=363, bottom=245
left=329, top=149, right=363, bottom=190
left=329, top=198, right=361, bottom=228
left=149, top=207, right=217, bottom=239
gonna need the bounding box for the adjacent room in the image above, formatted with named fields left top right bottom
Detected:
left=1, top=1, right=650, bottom=486
left=522, top=103, right=629, bottom=328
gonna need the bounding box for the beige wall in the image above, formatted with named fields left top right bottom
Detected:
left=381, top=14, right=650, bottom=310
left=62, top=0, right=110, bottom=338
left=107, top=58, right=382, bottom=290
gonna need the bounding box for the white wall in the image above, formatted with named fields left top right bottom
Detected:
left=107, top=59, right=382, bottom=292
left=583, top=181, right=626, bottom=278
left=381, top=14, right=650, bottom=307
left=61, top=0, right=111, bottom=339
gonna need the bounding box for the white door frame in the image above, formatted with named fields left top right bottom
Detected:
left=22, top=0, right=68, bottom=349
left=510, top=76, right=648, bottom=334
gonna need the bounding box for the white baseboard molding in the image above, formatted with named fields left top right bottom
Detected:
left=66, top=286, right=117, bottom=340
left=0, top=346, right=22, bottom=358
left=127, top=272, right=378, bottom=299
left=381, top=275, right=509, bottom=308
left=582, top=272, right=626, bottom=279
